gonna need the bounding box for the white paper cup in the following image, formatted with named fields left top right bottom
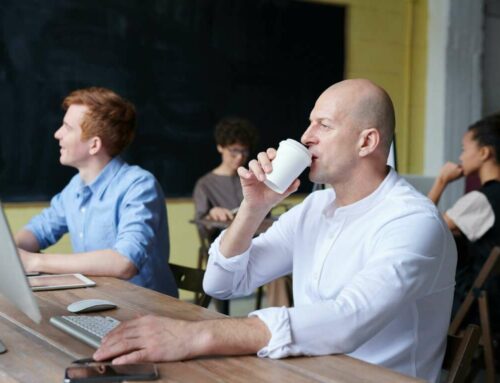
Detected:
left=264, top=139, right=312, bottom=194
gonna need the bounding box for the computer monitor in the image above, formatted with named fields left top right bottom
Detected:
left=0, top=202, right=41, bottom=323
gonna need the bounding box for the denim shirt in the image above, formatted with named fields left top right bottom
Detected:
left=26, top=157, right=178, bottom=297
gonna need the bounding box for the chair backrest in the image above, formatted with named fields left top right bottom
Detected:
left=169, top=263, right=211, bottom=308
left=442, top=324, right=481, bottom=383
left=195, top=222, right=216, bottom=269
left=449, top=246, right=500, bottom=334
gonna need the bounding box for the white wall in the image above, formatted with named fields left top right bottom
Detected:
left=416, top=0, right=483, bottom=211
left=483, top=0, right=500, bottom=116
left=424, top=0, right=449, bottom=177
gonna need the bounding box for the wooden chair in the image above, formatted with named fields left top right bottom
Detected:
left=449, top=246, right=500, bottom=383
left=193, top=224, right=232, bottom=314
left=443, top=324, right=481, bottom=383
left=195, top=223, right=212, bottom=270
left=169, top=263, right=211, bottom=308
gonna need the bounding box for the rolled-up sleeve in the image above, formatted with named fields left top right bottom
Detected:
left=202, top=231, right=252, bottom=298
left=25, top=192, right=68, bottom=249
left=112, top=176, right=162, bottom=269
left=204, top=204, right=299, bottom=300
left=249, top=307, right=293, bottom=358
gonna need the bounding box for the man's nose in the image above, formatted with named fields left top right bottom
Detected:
left=54, top=127, right=63, bottom=140
left=301, top=125, right=314, bottom=146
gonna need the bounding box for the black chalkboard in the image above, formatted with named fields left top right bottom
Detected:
left=0, top=0, right=344, bottom=200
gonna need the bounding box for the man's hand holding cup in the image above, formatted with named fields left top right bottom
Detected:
left=237, top=139, right=312, bottom=211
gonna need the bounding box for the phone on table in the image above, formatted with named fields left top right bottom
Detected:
left=64, top=363, right=158, bottom=382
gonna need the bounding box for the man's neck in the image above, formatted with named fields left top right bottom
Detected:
left=78, top=156, right=113, bottom=185
left=332, top=165, right=390, bottom=207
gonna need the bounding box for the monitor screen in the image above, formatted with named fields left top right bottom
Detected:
left=0, top=202, right=41, bottom=323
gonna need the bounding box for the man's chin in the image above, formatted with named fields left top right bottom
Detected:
left=308, top=170, right=324, bottom=185
left=59, top=157, right=71, bottom=167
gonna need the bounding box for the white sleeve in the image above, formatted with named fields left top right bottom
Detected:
left=203, top=204, right=301, bottom=299
left=446, top=191, right=494, bottom=241
left=202, top=230, right=252, bottom=299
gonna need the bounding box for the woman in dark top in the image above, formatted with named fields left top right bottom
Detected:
left=428, top=113, right=500, bottom=331
left=193, top=117, right=258, bottom=222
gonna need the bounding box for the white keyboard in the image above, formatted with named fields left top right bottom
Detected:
left=50, top=315, right=121, bottom=348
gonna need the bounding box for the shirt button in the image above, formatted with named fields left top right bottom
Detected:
left=313, top=272, right=319, bottom=280
left=79, top=232, right=83, bottom=238
left=81, top=207, right=86, bottom=213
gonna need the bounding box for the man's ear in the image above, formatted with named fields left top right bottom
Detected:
left=88, top=136, right=102, bottom=156
left=358, top=128, right=379, bottom=157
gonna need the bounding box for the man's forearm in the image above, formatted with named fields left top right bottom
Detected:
left=32, top=250, right=137, bottom=279
left=193, top=316, right=271, bottom=357
left=219, top=200, right=270, bottom=257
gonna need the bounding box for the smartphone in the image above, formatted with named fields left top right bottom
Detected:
left=64, top=363, right=158, bottom=382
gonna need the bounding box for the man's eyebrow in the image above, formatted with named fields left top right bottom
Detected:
left=63, top=121, right=74, bottom=129
left=309, top=117, right=333, bottom=123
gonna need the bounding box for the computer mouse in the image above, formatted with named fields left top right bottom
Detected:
left=67, top=299, right=117, bottom=313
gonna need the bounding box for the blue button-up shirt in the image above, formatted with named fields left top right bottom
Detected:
left=26, top=157, right=178, bottom=297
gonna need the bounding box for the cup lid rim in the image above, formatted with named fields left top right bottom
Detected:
left=280, top=139, right=311, bottom=157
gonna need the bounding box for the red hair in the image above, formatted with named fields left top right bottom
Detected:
left=63, top=87, right=136, bottom=157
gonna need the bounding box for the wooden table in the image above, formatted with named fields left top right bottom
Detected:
left=0, top=277, right=424, bottom=382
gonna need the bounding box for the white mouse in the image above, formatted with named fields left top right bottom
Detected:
left=67, top=299, right=117, bottom=313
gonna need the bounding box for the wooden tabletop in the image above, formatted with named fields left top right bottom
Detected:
left=0, top=277, right=424, bottom=382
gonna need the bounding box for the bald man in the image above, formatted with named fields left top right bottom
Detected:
left=94, top=80, right=456, bottom=382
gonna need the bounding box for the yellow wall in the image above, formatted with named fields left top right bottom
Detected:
left=306, top=0, right=428, bottom=174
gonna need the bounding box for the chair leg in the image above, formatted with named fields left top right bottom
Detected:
left=255, top=286, right=263, bottom=310
left=478, top=291, right=496, bottom=383
left=214, top=299, right=230, bottom=315
left=450, top=290, right=476, bottom=335
left=450, top=247, right=500, bottom=336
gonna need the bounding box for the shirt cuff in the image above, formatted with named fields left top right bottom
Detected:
left=249, top=307, right=292, bottom=359
left=209, top=229, right=251, bottom=272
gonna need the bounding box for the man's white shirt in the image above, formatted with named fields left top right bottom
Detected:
left=204, top=169, right=457, bottom=383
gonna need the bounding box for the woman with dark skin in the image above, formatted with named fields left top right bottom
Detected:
left=428, top=113, right=500, bottom=334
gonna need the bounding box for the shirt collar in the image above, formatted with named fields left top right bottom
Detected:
left=75, top=157, right=124, bottom=200
left=323, top=167, right=398, bottom=218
